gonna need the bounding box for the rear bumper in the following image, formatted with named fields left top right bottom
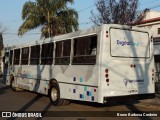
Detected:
left=103, top=93, right=155, bottom=103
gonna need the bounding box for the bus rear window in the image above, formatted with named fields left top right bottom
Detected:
left=110, top=28, right=150, bottom=58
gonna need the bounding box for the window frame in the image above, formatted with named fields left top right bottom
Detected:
left=21, top=47, right=29, bottom=65
left=9, top=50, right=13, bottom=65
left=30, top=45, right=40, bottom=65
left=41, top=43, right=54, bottom=65
left=13, top=49, right=20, bottom=65
left=55, top=39, right=71, bottom=65
left=72, top=35, right=97, bottom=65
left=158, top=28, right=160, bottom=35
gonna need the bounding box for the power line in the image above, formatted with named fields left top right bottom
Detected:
left=149, top=4, right=160, bottom=10
left=4, top=1, right=160, bottom=35
left=77, top=4, right=95, bottom=13
left=141, top=0, right=159, bottom=5
left=3, top=32, right=41, bottom=35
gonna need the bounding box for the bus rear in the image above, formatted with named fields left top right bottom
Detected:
left=99, top=24, right=155, bottom=103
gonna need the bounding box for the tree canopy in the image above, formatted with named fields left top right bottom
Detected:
left=90, top=0, right=148, bottom=25
left=18, top=0, right=79, bottom=38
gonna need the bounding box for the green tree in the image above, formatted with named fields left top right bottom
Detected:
left=18, top=0, right=79, bottom=38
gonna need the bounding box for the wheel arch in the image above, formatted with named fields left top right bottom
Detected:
left=10, top=74, right=14, bottom=84
left=48, top=78, right=59, bottom=94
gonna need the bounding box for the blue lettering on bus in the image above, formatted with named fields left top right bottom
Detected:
left=123, top=78, right=144, bottom=87
left=20, top=73, right=33, bottom=79
left=117, top=40, right=140, bottom=46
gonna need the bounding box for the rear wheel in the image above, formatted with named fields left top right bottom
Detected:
left=49, top=83, right=64, bottom=106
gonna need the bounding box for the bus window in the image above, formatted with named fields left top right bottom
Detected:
left=55, top=40, right=71, bottom=65
left=73, top=35, right=97, bottom=65
left=41, top=43, right=53, bottom=65
left=9, top=50, right=13, bottom=65
left=30, top=45, right=40, bottom=65
left=13, top=49, right=20, bottom=65
left=21, top=47, right=29, bottom=65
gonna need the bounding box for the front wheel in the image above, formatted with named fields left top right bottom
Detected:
left=49, top=83, right=64, bottom=106
left=10, top=78, right=22, bottom=91
left=10, top=78, right=16, bottom=91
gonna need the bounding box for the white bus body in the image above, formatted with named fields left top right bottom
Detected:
left=3, top=24, right=155, bottom=105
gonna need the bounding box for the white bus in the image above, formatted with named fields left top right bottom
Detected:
left=3, top=24, right=155, bottom=106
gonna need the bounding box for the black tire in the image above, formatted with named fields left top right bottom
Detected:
left=10, top=78, right=16, bottom=91
left=49, top=83, right=64, bottom=106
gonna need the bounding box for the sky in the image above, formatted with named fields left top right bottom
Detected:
left=1, top=0, right=160, bottom=47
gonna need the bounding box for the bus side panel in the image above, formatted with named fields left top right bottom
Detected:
left=59, top=83, right=98, bottom=102
left=8, top=64, right=99, bottom=102
left=53, top=65, right=99, bottom=102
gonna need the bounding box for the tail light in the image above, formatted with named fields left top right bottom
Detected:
left=105, top=74, right=109, bottom=78
left=105, top=69, right=108, bottom=73
left=131, top=64, right=136, bottom=68
left=105, top=69, right=109, bottom=86
left=152, top=69, right=154, bottom=82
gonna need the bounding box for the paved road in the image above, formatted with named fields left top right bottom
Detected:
left=0, top=79, right=160, bottom=120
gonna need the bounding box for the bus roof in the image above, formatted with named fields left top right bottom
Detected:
left=4, top=24, right=150, bottom=50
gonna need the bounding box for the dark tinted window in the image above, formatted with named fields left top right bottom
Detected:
left=73, top=35, right=97, bottom=65
left=55, top=41, right=62, bottom=57
left=30, top=45, right=40, bottom=65
left=55, top=40, right=71, bottom=65
left=41, top=43, right=53, bottom=65
left=9, top=50, right=13, bottom=65
left=21, top=47, right=29, bottom=65
left=158, top=28, right=160, bottom=34
left=14, top=49, right=20, bottom=65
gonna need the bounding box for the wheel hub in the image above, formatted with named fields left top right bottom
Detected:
left=51, top=88, right=58, bottom=101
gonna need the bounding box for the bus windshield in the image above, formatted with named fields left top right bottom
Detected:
left=110, top=28, right=150, bottom=59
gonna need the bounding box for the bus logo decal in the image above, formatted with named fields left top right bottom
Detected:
left=117, top=40, right=141, bottom=46
left=123, top=78, right=144, bottom=87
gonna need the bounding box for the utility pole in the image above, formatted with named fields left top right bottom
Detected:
left=0, top=33, right=4, bottom=74
left=48, top=0, right=51, bottom=38
left=48, top=11, right=51, bottom=38
left=0, top=33, right=3, bottom=57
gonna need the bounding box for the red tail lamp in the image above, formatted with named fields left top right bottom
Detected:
left=105, top=69, right=109, bottom=84
left=105, top=74, right=109, bottom=78
left=105, top=69, right=108, bottom=73
left=152, top=68, right=155, bottom=81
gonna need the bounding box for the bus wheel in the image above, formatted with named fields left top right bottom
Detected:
left=49, top=83, right=64, bottom=106
left=10, top=79, right=16, bottom=91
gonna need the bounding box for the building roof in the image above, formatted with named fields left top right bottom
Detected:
left=131, top=17, right=160, bottom=25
